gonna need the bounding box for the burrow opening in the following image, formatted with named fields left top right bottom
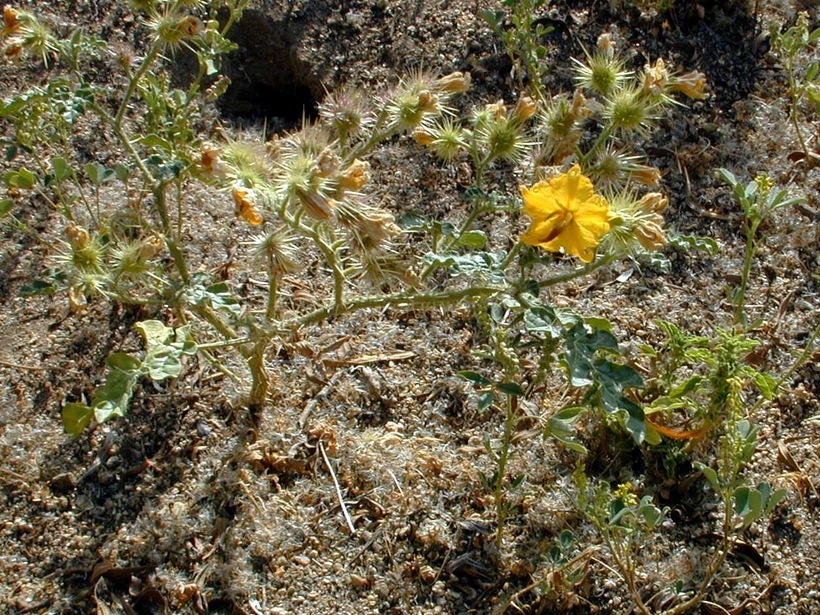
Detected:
left=217, top=9, right=322, bottom=126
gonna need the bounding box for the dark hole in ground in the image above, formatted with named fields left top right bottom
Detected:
left=217, top=8, right=323, bottom=126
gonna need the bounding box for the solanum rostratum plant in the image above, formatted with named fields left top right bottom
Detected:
left=1, top=2, right=807, bottom=612
left=0, top=4, right=701, bottom=435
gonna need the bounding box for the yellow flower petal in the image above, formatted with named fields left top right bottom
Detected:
left=519, top=165, right=611, bottom=261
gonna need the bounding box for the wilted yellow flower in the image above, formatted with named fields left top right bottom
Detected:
left=630, top=164, right=661, bottom=187
left=511, top=96, right=538, bottom=123
left=634, top=218, right=666, bottom=251
left=520, top=165, right=612, bottom=263
left=637, top=192, right=668, bottom=214
left=670, top=71, right=707, bottom=100
left=2, top=5, right=19, bottom=37
left=412, top=129, right=435, bottom=146
left=3, top=41, right=21, bottom=62
left=65, top=224, right=90, bottom=250
left=642, top=58, right=669, bottom=95
left=434, top=71, right=471, bottom=94
left=339, top=159, right=370, bottom=191
left=200, top=144, right=225, bottom=177
left=233, top=186, right=263, bottom=226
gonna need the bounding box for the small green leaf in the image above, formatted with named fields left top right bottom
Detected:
left=456, top=230, right=487, bottom=249
left=697, top=463, right=720, bottom=491
left=84, top=162, right=115, bottom=185
left=114, top=163, right=130, bottom=182
left=496, top=382, right=525, bottom=397
left=62, top=402, right=93, bottom=438
left=51, top=157, right=73, bottom=181
left=459, top=370, right=492, bottom=386
left=19, top=280, right=57, bottom=296
left=0, top=198, right=13, bottom=217
left=478, top=389, right=495, bottom=411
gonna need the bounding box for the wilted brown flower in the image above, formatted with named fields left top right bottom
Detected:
left=634, top=218, right=666, bottom=251
left=511, top=96, right=538, bottom=123
left=637, top=192, right=668, bottom=214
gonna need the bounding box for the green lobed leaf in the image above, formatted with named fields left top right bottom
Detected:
left=563, top=323, right=619, bottom=387
left=62, top=403, right=93, bottom=438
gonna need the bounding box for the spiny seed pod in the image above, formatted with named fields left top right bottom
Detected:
left=606, top=86, right=652, bottom=133
left=254, top=226, right=299, bottom=276
left=150, top=11, right=203, bottom=50
left=319, top=86, right=372, bottom=141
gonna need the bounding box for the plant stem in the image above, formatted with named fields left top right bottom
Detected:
left=733, top=219, right=760, bottom=325
left=257, top=284, right=503, bottom=339
left=538, top=252, right=615, bottom=288
left=495, top=394, right=518, bottom=549
left=114, top=43, right=162, bottom=129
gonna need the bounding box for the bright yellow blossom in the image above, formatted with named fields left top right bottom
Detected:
left=520, top=165, right=612, bottom=262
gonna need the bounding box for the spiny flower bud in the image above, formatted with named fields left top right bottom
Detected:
left=233, top=186, right=263, bottom=226
left=296, top=188, right=335, bottom=221
left=433, top=71, right=471, bottom=94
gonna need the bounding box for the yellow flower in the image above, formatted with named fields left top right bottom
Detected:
left=520, top=165, right=611, bottom=262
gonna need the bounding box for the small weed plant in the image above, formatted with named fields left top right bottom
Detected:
left=0, top=1, right=814, bottom=613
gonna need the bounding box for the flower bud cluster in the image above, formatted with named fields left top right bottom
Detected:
left=537, top=31, right=707, bottom=174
